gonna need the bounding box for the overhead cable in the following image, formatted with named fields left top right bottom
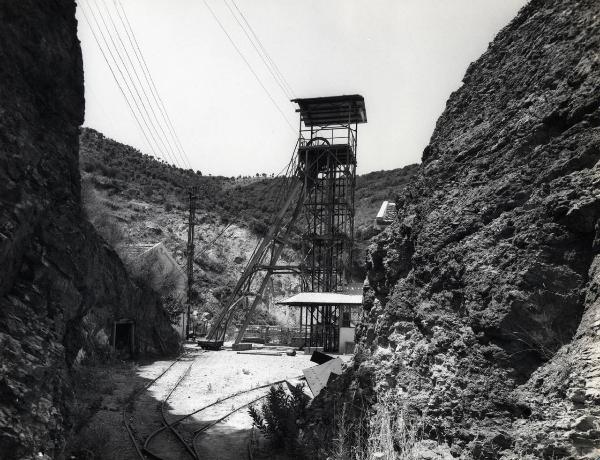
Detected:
left=230, top=0, right=296, bottom=99
left=87, top=0, right=171, bottom=164
left=114, top=0, right=194, bottom=170
left=95, top=0, right=180, bottom=167
left=223, top=0, right=294, bottom=100
left=201, top=0, right=296, bottom=133
left=104, top=0, right=185, bottom=168
left=79, top=0, right=193, bottom=169
left=79, top=1, right=161, bottom=160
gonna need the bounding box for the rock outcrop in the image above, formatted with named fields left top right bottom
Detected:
left=355, top=1, right=600, bottom=458
left=0, top=1, right=179, bottom=458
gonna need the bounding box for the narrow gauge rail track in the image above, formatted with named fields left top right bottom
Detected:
left=190, top=376, right=303, bottom=459
left=122, top=350, right=201, bottom=460
left=144, top=375, right=302, bottom=460
left=143, top=361, right=197, bottom=459
left=124, top=349, right=302, bottom=460
left=190, top=387, right=273, bottom=459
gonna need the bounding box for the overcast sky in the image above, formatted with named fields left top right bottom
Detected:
left=76, top=0, right=528, bottom=176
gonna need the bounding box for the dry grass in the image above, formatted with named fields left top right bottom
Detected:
left=66, top=425, right=112, bottom=460
left=329, top=391, right=424, bottom=460
left=66, top=362, right=139, bottom=458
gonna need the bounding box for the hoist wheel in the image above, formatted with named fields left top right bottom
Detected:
left=307, top=137, right=330, bottom=146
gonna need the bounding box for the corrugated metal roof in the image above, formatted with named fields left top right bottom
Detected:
left=292, top=95, right=367, bottom=126
left=277, top=292, right=363, bottom=306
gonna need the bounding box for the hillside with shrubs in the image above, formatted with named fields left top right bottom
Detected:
left=80, top=127, right=417, bottom=243
left=79, top=127, right=418, bottom=324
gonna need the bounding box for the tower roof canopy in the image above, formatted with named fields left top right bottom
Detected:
left=277, top=292, right=363, bottom=306
left=292, top=94, right=367, bottom=126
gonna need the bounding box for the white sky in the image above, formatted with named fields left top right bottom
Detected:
left=76, top=0, right=528, bottom=176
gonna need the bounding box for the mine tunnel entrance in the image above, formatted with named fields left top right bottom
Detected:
left=113, top=319, right=135, bottom=356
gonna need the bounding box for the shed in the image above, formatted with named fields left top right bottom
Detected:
left=278, top=292, right=362, bottom=353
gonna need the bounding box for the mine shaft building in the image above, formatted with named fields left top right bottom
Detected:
left=376, top=200, right=397, bottom=226
left=278, top=292, right=362, bottom=354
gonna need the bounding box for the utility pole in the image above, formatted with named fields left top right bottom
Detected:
left=186, top=187, right=197, bottom=339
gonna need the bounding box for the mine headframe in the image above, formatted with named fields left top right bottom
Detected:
left=198, top=95, right=367, bottom=350
left=294, top=94, right=366, bottom=293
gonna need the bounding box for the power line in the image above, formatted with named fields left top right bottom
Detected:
left=114, top=0, right=193, bottom=170
left=79, top=1, right=160, bottom=160
left=95, top=0, right=181, bottom=167
left=101, top=0, right=181, bottom=167
left=103, top=0, right=182, bottom=167
left=85, top=0, right=295, bottom=166
left=223, top=0, right=294, bottom=100
left=230, top=0, right=295, bottom=99
left=87, top=0, right=170, bottom=164
left=201, top=0, right=296, bottom=133
left=80, top=0, right=193, bottom=169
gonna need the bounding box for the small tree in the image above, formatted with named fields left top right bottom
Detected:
left=249, top=383, right=310, bottom=454
left=162, top=294, right=186, bottom=324
left=123, top=254, right=185, bottom=326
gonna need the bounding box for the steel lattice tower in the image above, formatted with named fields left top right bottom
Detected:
left=198, top=95, right=366, bottom=351
left=294, top=95, right=367, bottom=293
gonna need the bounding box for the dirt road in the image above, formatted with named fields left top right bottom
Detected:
left=77, top=345, right=349, bottom=459
left=167, top=347, right=315, bottom=459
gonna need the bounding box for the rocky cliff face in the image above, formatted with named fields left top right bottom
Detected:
left=0, top=2, right=179, bottom=458
left=356, top=1, right=600, bottom=458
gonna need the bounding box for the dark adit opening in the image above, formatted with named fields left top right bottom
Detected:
left=113, top=319, right=134, bottom=357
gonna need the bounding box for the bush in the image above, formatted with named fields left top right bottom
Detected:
left=142, top=184, right=154, bottom=199
left=67, top=424, right=111, bottom=460
left=250, top=218, right=268, bottom=236
left=82, top=160, right=100, bottom=173
left=92, top=214, right=124, bottom=248
left=249, top=383, right=310, bottom=454
left=103, top=166, right=118, bottom=178
left=160, top=293, right=186, bottom=325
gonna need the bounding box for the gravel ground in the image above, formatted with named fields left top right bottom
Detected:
left=168, top=345, right=317, bottom=460
left=76, top=344, right=351, bottom=459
